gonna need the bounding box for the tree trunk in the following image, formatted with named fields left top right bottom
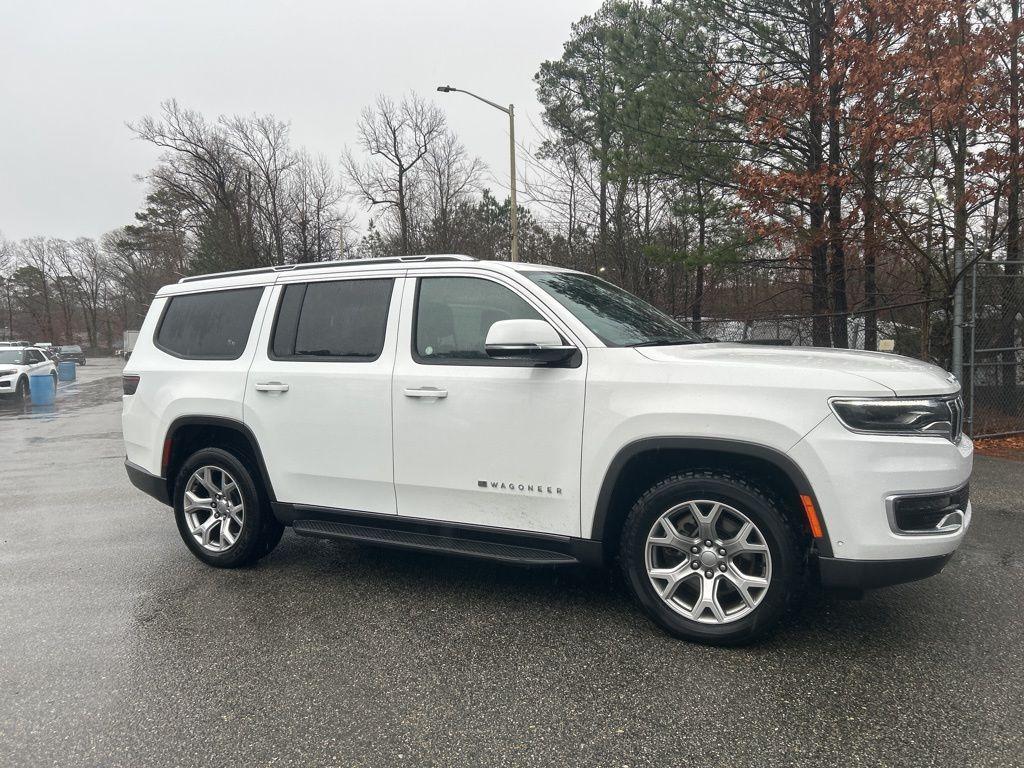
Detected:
left=951, top=122, right=968, bottom=372
left=808, top=0, right=830, bottom=346
left=692, top=183, right=707, bottom=334
left=862, top=148, right=878, bottom=351
left=398, top=167, right=409, bottom=254
left=825, top=0, right=848, bottom=348
left=1002, top=0, right=1021, bottom=404
left=946, top=8, right=971, bottom=374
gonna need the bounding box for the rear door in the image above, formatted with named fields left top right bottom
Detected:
left=244, top=273, right=403, bottom=514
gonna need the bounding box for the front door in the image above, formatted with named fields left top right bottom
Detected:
left=24, top=348, right=48, bottom=373
left=244, top=275, right=402, bottom=514
left=392, top=273, right=587, bottom=537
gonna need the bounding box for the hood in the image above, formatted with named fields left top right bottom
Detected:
left=635, top=343, right=959, bottom=397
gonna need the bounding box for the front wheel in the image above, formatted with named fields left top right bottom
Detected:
left=619, top=470, right=804, bottom=645
left=173, top=447, right=284, bottom=568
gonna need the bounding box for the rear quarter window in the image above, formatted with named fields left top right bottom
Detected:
left=155, top=287, right=264, bottom=360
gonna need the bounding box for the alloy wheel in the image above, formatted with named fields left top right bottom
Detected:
left=182, top=465, right=245, bottom=553
left=644, top=499, right=772, bottom=624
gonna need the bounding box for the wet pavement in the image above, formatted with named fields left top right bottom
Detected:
left=1, top=358, right=1022, bottom=767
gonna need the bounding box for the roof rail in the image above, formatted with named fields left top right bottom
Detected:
left=177, top=254, right=477, bottom=284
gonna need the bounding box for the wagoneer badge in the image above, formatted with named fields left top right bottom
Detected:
left=478, top=480, right=563, bottom=495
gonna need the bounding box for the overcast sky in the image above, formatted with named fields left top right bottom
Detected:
left=0, top=0, right=597, bottom=241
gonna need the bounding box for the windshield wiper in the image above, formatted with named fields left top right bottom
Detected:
left=632, top=338, right=702, bottom=347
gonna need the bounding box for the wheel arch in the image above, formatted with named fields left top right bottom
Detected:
left=162, top=416, right=277, bottom=505
left=590, top=437, right=832, bottom=559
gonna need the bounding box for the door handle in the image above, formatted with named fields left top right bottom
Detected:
left=255, top=381, right=290, bottom=393
left=403, top=387, right=448, bottom=399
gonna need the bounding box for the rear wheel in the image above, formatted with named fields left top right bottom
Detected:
left=173, top=447, right=283, bottom=567
left=620, top=470, right=803, bottom=645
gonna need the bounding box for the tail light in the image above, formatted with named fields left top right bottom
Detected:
left=122, top=375, right=141, bottom=395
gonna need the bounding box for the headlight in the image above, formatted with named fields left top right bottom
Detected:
left=0, top=369, right=16, bottom=377
left=830, top=396, right=963, bottom=442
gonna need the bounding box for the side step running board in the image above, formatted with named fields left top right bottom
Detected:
left=292, top=518, right=580, bottom=566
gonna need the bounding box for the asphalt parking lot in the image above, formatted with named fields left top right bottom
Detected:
left=0, top=357, right=1021, bottom=768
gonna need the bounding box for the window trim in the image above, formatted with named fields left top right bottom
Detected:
left=410, top=274, right=582, bottom=368
left=267, top=276, right=396, bottom=364
left=154, top=286, right=265, bottom=361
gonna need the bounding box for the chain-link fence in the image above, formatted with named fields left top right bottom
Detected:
left=695, top=260, right=1024, bottom=439
left=966, top=259, right=1024, bottom=438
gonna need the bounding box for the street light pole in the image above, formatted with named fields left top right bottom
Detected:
left=437, top=85, right=519, bottom=262
left=508, top=103, right=518, bottom=263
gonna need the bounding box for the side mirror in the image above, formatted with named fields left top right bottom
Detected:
left=485, top=319, right=577, bottom=364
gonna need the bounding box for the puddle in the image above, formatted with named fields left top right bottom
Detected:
left=0, top=376, right=121, bottom=421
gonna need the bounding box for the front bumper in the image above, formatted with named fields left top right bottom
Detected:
left=790, top=413, right=972, bottom=563
left=818, top=552, right=954, bottom=590
left=0, top=373, right=18, bottom=393
left=125, top=460, right=171, bottom=506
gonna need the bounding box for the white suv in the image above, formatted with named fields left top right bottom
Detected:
left=122, top=255, right=972, bottom=644
left=0, top=346, right=58, bottom=400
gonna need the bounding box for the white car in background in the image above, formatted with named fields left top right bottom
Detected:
left=0, top=346, right=58, bottom=400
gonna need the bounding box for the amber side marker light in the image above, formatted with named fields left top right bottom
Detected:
left=800, top=494, right=824, bottom=539
left=161, top=438, right=173, bottom=475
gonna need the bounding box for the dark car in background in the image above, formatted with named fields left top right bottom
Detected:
left=57, top=345, right=87, bottom=365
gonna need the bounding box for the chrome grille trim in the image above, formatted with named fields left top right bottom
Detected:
left=885, top=483, right=969, bottom=536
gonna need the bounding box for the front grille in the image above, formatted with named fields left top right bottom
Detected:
left=892, top=484, right=969, bottom=532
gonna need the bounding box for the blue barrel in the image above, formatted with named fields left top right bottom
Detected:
left=29, top=373, right=56, bottom=405
left=58, top=360, right=77, bottom=382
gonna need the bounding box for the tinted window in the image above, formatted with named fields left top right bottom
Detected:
left=25, top=350, right=43, bottom=364
left=415, top=277, right=543, bottom=363
left=156, top=287, right=263, bottom=360
left=526, top=271, right=702, bottom=347
left=271, top=279, right=393, bottom=361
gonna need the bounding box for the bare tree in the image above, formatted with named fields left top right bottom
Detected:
left=49, top=238, right=108, bottom=347
left=46, top=239, right=78, bottom=341
left=421, top=130, right=485, bottom=252
left=130, top=100, right=254, bottom=268
left=16, top=238, right=56, bottom=340
left=223, top=114, right=297, bottom=264
left=286, top=152, right=353, bottom=262
left=0, top=235, right=14, bottom=339
left=341, top=94, right=446, bottom=254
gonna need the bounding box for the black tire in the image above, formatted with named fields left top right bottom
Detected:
left=172, top=447, right=284, bottom=568
left=619, top=470, right=804, bottom=646
left=15, top=376, right=28, bottom=400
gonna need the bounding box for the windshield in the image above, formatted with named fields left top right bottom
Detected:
left=0, top=350, right=26, bottom=365
left=525, top=271, right=703, bottom=347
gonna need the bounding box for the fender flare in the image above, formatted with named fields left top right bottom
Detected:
left=164, top=415, right=278, bottom=503
left=589, top=436, right=832, bottom=556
